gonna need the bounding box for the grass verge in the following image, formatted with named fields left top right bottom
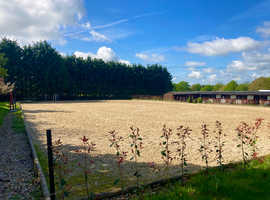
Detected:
left=12, top=103, right=26, bottom=133
left=134, top=156, right=270, bottom=200
left=0, top=102, right=9, bottom=126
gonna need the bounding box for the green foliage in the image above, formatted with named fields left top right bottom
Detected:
left=0, top=53, right=8, bottom=78
left=12, top=104, right=26, bottom=133
left=197, top=97, right=202, bottom=103
left=134, top=155, right=270, bottom=200
left=200, top=85, right=214, bottom=91
left=174, top=81, right=191, bottom=91
left=223, top=80, right=238, bottom=91
left=0, top=102, right=9, bottom=126
left=248, top=77, right=270, bottom=91
left=213, top=83, right=224, bottom=91
left=0, top=38, right=173, bottom=99
left=236, top=83, right=249, bottom=91
left=191, top=83, right=201, bottom=91
left=187, top=97, right=192, bottom=103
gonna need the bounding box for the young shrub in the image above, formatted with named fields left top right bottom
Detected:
left=160, top=125, right=174, bottom=177
left=236, top=118, right=263, bottom=167
left=173, top=125, right=192, bottom=177
left=213, top=121, right=226, bottom=170
left=53, top=139, right=72, bottom=199
left=129, top=126, right=143, bottom=189
left=197, top=97, right=203, bottom=103
left=250, top=118, right=263, bottom=159
left=108, top=130, right=128, bottom=192
left=199, top=123, right=212, bottom=175
left=77, top=136, right=96, bottom=200
left=187, top=97, right=192, bottom=103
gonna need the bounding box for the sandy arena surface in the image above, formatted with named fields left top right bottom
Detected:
left=22, top=100, right=270, bottom=192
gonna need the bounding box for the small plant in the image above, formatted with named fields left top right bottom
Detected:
left=173, top=125, right=192, bottom=177
left=197, top=97, right=203, bottom=103
left=160, top=125, right=174, bottom=177
left=199, top=123, right=212, bottom=175
left=236, top=119, right=263, bottom=167
left=129, top=126, right=143, bottom=189
left=213, top=121, right=226, bottom=170
left=236, top=122, right=250, bottom=167
left=250, top=118, right=263, bottom=159
left=108, top=130, right=128, bottom=192
left=192, top=98, right=197, bottom=103
left=77, top=136, right=96, bottom=200
left=53, top=138, right=72, bottom=199
left=187, top=97, right=192, bottom=103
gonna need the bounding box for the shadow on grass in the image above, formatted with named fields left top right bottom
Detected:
left=135, top=156, right=270, bottom=200
left=0, top=102, right=9, bottom=126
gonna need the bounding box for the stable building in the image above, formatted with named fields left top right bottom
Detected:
left=163, top=90, right=270, bottom=106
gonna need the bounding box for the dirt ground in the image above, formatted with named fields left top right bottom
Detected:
left=22, top=100, right=270, bottom=193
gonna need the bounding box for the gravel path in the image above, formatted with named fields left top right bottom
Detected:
left=0, top=113, right=40, bottom=200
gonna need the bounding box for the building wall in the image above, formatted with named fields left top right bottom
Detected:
left=171, top=94, right=270, bottom=106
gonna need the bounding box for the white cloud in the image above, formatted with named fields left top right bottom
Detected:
left=227, top=51, right=270, bottom=71
left=186, top=37, right=261, bottom=56
left=135, top=53, right=165, bottom=62
left=89, top=30, right=111, bottom=42
left=74, top=46, right=130, bottom=65
left=0, top=0, right=84, bottom=44
left=203, top=68, right=214, bottom=73
left=185, top=61, right=206, bottom=67
left=188, top=71, right=201, bottom=79
left=119, top=59, right=131, bottom=65
left=208, top=74, right=217, bottom=82
left=74, top=51, right=95, bottom=59
left=257, top=21, right=270, bottom=37
left=74, top=47, right=116, bottom=61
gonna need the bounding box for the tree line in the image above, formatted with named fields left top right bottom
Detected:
left=173, top=78, right=270, bottom=92
left=0, top=39, right=173, bottom=100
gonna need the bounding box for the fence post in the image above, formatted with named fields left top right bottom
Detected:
left=46, top=129, right=56, bottom=200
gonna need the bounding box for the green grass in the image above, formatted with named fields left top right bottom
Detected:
left=0, top=102, right=9, bottom=126
left=134, top=156, right=270, bottom=200
left=11, top=103, right=26, bottom=133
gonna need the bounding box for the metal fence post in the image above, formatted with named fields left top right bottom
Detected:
left=46, top=129, right=56, bottom=200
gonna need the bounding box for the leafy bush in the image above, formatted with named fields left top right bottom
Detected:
left=197, top=97, right=202, bottom=103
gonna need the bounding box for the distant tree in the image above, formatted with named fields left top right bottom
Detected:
left=0, top=54, right=14, bottom=94
left=174, top=81, right=191, bottom=91
left=200, top=85, right=214, bottom=91
left=0, top=54, right=8, bottom=78
left=248, top=77, right=270, bottom=91
left=236, top=83, right=249, bottom=91
left=191, top=83, right=201, bottom=91
left=213, top=83, right=224, bottom=91
left=223, top=80, right=238, bottom=91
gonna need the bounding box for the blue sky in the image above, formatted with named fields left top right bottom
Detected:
left=1, top=0, right=270, bottom=84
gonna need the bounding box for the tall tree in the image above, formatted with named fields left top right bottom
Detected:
left=200, top=85, right=214, bottom=91
left=174, top=81, right=191, bottom=91
left=223, top=80, right=238, bottom=91
left=236, top=83, right=249, bottom=91
left=213, top=83, right=224, bottom=91
left=248, top=77, right=270, bottom=91
left=191, top=83, right=201, bottom=91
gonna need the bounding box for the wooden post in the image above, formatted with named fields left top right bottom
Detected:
left=46, top=129, right=56, bottom=200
